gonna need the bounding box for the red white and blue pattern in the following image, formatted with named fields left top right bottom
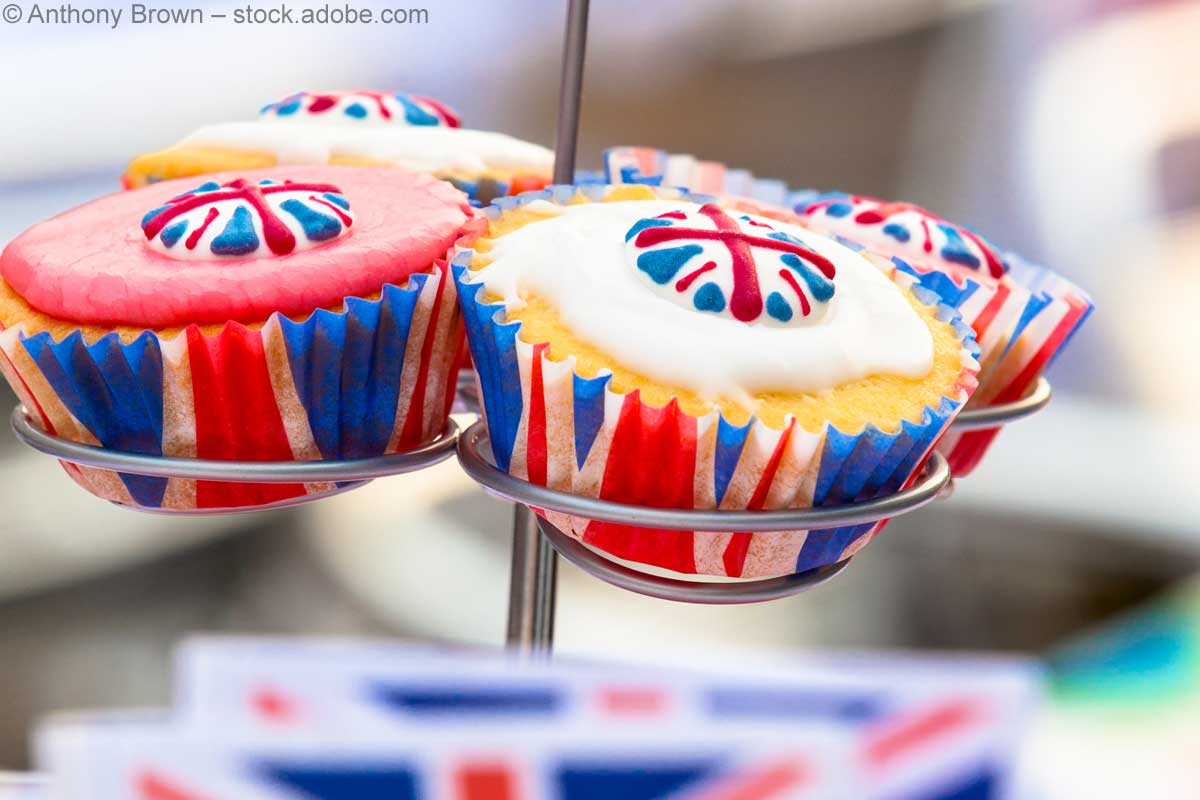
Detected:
left=455, top=186, right=980, bottom=578
left=0, top=264, right=462, bottom=510
left=603, top=147, right=1094, bottom=477
left=800, top=193, right=1008, bottom=280
left=141, top=178, right=354, bottom=259
left=260, top=90, right=461, bottom=127
left=605, top=146, right=790, bottom=208
left=626, top=205, right=836, bottom=325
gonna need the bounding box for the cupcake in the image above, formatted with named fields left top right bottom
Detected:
left=604, top=147, right=1094, bottom=476
left=453, top=185, right=980, bottom=579
left=124, top=91, right=555, bottom=205
left=0, top=166, right=472, bottom=511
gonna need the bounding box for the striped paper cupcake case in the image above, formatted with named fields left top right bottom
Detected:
left=0, top=263, right=461, bottom=511
left=453, top=185, right=981, bottom=579
left=603, top=146, right=1093, bottom=477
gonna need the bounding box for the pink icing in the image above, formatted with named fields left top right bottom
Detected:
left=1, top=166, right=472, bottom=328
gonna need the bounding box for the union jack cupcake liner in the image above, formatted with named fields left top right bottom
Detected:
left=0, top=264, right=461, bottom=511
left=453, top=185, right=981, bottom=579
left=603, top=146, right=1094, bottom=477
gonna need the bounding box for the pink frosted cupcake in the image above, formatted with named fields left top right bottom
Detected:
left=0, top=166, right=472, bottom=510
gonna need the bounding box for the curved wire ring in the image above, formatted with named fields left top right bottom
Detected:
left=457, top=421, right=951, bottom=532
left=949, top=376, right=1052, bottom=432
left=10, top=406, right=460, bottom=483
left=535, top=517, right=851, bottom=604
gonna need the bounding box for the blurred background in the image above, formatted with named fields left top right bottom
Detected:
left=0, top=0, right=1197, bottom=789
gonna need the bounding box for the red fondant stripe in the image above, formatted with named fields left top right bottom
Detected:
left=526, top=342, right=549, bottom=486
left=187, top=325, right=304, bottom=509
left=722, top=419, right=795, bottom=577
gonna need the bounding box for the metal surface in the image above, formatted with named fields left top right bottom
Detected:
left=551, top=0, right=589, bottom=185
left=11, top=406, right=459, bottom=482
left=949, top=376, right=1052, bottom=432
left=502, top=0, right=591, bottom=655
left=537, top=518, right=851, bottom=604
left=506, top=505, right=558, bottom=654
left=458, top=420, right=951, bottom=531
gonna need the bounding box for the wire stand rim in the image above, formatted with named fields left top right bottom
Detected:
left=536, top=517, right=851, bottom=604
left=457, top=420, right=951, bottom=532
left=949, top=375, right=1051, bottom=432
left=10, top=406, right=460, bottom=483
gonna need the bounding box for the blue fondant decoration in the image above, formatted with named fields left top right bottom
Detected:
left=280, top=198, right=342, bottom=242
left=344, top=102, right=368, bottom=119
left=624, top=217, right=671, bottom=242
left=159, top=220, right=188, bottom=248
left=938, top=223, right=981, bottom=269
left=210, top=206, right=260, bottom=256
left=766, top=291, right=793, bottom=322
left=322, top=192, right=350, bottom=210
left=636, top=244, right=703, bottom=284
left=395, top=94, right=440, bottom=126
left=767, top=231, right=804, bottom=246
left=167, top=181, right=219, bottom=202
left=883, top=223, right=910, bottom=242
left=693, top=282, right=726, bottom=313
left=780, top=253, right=835, bottom=302
left=274, top=100, right=301, bottom=116
left=825, top=202, right=853, bottom=217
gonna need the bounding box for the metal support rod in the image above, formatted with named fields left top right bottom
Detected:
left=551, top=0, right=589, bottom=185
left=504, top=0, right=590, bottom=656
left=506, top=504, right=558, bottom=654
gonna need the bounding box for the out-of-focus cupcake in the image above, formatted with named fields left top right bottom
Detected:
left=124, top=91, right=554, bottom=205
left=453, top=184, right=979, bottom=579
left=605, top=146, right=1094, bottom=476
left=0, top=166, right=471, bottom=511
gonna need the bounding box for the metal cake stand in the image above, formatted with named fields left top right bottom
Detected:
left=4, top=0, right=1056, bottom=657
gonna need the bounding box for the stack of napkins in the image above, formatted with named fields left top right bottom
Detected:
left=28, top=639, right=1041, bottom=799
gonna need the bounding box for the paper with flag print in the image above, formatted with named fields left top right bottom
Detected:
left=172, top=638, right=1040, bottom=799
left=35, top=710, right=852, bottom=800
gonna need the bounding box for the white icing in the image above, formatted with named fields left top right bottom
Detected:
left=143, top=180, right=354, bottom=260
left=180, top=123, right=554, bottom=176
left=468, top=200, right=935, bottom=401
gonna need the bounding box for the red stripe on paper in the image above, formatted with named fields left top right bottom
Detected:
left=526, top=342, right=549, bottom=486
left=187, top=325, right=304, bottom=509
left=455, top=762, right=518, bottom=800
left=723, top=419, right=794, bottom=577
left=398, top=264, right=449, bottom=448
left=865, top=698, right=981, bottom=768
left=583, top=395, right=699, bottom=573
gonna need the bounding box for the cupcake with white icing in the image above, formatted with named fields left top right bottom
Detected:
left=453, top=185, right=981, bottom=579
left=604, top=146, right=1094, bottom=477
left=124, top=91, right=554, bottom=204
